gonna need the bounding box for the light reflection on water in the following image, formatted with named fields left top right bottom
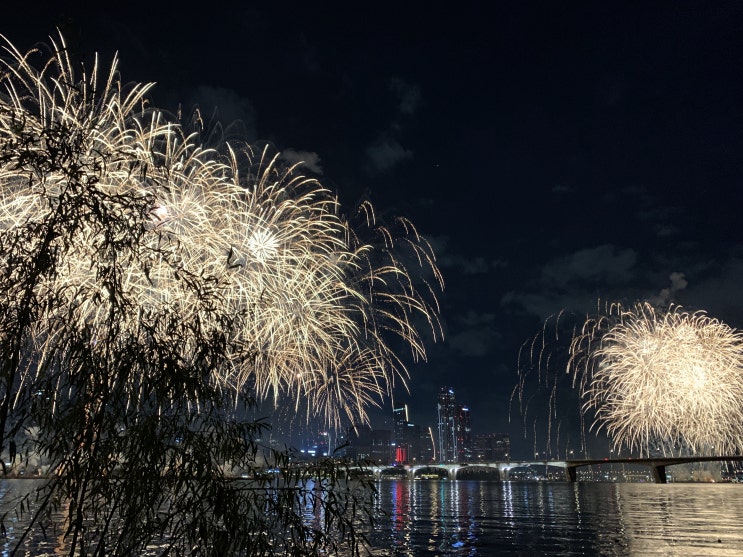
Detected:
left=370, top=480, right=743, bottom=556
left=2, top=479, right=743, bottom=555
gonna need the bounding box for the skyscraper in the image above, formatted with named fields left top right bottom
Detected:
left=437, top=387, right=457, bottom=463
left=457, top=405, right=472, bottom=463
left=393, top=405, right=409, bottom=463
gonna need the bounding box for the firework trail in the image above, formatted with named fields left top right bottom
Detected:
left=0, top=34, right=443, bottom=429
left=512, top=309, right=587, bottom=459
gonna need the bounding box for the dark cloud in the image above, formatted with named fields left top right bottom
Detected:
left=448, top=311, right=502, bottom=358
left=682, top=254, right=743, bottom=327
left=541, top=245, right=637, bottom=287
left=647, top=271, right=688, bottom=306
left=441, top=255, right=508, bottom=276
left=388, top=78, right=421, bottom=116
left=365, top=137, right=412, bottom=173
left=501, top=290, right=602, bottom=322
left=501, top=245, right=640, bottom=319
left=654, top=223, right=680, bottom=238
left=428, top=235, right=509, bottom=276
left=362, top=78, right=420, bottom=174
left=279, top=149, right=323, bottom=175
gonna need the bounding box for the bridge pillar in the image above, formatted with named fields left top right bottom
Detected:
left=651, top=464, right=667, bottom=484
left=448, top=465, right=457, bottom=480
left=565, top=466, right=577, bottom=482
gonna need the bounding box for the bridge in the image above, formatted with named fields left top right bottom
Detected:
left=362, top=455, right=743, bottom=483
left=365, top=461, right=562, bottom=481
left=563, top=455, right=743, bottom=483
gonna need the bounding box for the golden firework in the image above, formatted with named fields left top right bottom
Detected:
left=0, top=33, right=443, bottom=429
left=570, top=302, right=743, bottom=456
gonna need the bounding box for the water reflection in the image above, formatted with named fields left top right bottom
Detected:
left=372, top=480, right=743, bottom=556
left=2, top=479, right=743, bottom=555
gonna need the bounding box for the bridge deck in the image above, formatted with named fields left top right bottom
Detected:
left=368, top=455, right=743, bottom=483
left=564, top=455, right=743, bottom=483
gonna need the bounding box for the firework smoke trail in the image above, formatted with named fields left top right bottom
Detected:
left=570, top=302, right=743, bottom=457
left=512, top=309, right=586, bottom=459
left=0, top=34, right=443, bottom=428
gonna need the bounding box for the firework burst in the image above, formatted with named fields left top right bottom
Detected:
left=569, top=302, right=743, bottom=456
left=0, top=34, right=443, bottom=428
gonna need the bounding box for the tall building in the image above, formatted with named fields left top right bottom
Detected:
left=393, top=405, right=409, bottom=463
left=457, top=405, right=472, bottom=463
left=392, top=405, right=426, bottom=463
left=437, top=387, right=476, bottom=463
left=437, top=387, right=458, bottom=463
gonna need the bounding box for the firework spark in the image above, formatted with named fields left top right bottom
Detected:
left=569, top=302, right=743, bottom=456
left=0, top=34, right=443, bottom=428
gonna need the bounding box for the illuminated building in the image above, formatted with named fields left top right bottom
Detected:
left=457, top=405, right=472, bottom=463
left=437, top=387, right=457, bottom=463
left=392, top=405, right=426, bottom=463
left=437, top=387, right=476, bottom=463
left=393, top=405, right=410, bottom=463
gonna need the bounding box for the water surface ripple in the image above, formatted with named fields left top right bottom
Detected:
left=2, top=479, right=743, bottom=555
left=369, top=480, right=743, bottom=556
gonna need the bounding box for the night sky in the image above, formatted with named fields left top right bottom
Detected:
left=5, top=2, right=743, bottom=457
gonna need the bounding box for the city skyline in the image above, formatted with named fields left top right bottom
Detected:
left=299, top=385, right=510, bottom=463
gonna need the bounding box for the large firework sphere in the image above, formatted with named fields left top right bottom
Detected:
left=570, top=302, right=743, bottom=455
left=0, top=34, right=442, bottom=428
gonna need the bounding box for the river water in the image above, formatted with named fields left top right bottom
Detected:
left=2, top=479, right=743, bottom=555
left=368, top=479, right=743, bottom=556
